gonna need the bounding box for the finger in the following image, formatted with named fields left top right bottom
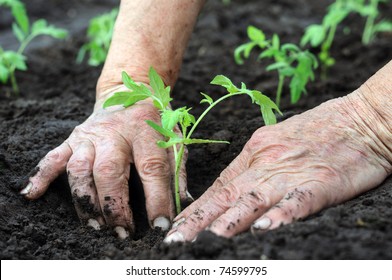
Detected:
left=165, top=169, right=260, bottom=243
left=251, top=184, right=328, bottom=233
left=21, top=142, right=72, bottom=199
left=93, top=140, right=133, bottom=234
left=67, top=141, right=104, bottom=227
left=132, top=131, right=174, bottom=231
left=172, top=149, right=251, bottom=225
left=207, top=185, right=282, bottom=238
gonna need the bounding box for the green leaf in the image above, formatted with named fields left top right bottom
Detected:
left=31, top=19, right=68, bottom=38
left=103, top=91, right=150, bottom=108
left=200, top=92, right=213, bottom=105
left=301, top=25, right=325, bottom=47
left=373, top=20, right=392, bottom=33
left=282, top=43, right=300, bottom=53
left=149, top=66, right=172, bottom=110
left=210, top=75, right=239, bottom=93
left=161, top=109, right=182, bottom=131
left=12, top=22, right=25, bottom=42
left=266, top=61, right=288, bottom=71
left=3, top=51, right=26, bottom=70
left=11, top=2, right=29, bottom=34
left=146, top=120, right=178, bottom=138
left=249, top=91, right=281, bottom=125
left=0, top=63, right=9, bottom=83
left=234, top=42, right=256, bottom=65
left=247, top=25, right=265, bottom=42
left=156, top=138, right=183, bottom=149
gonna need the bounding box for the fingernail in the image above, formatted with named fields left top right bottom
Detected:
left=172, top=217, right=185, bottom=229
left=87, top=219, right=101, bottom=230
left=186, top=191, right=194, bottom=201
left=20, top=182, right=33, bottom=195
left=163, top=231, right=185, bottom=244
left=114, top=226, right=129, bottom=239
left=252, top=217, right=272, bottom=231
left=153, top=216, right=171, bottom=231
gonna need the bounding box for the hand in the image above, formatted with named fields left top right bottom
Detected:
left=164, top=93, right=391, bottom=242
left=20, top=85, right=188, bottom=238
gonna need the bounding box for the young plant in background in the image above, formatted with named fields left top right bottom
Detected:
left=103, top=67, right=281, bottom=214
left=300, top=0, right=392, bottom=77
left=235, top=26, right=318, bottom=107
left=350, top=0, right=392, bottom=45
left=300, top=0, right=350, bottom=79
left=0, top=0, right=68, bottom=95
left=77, top=8, right=118, bottom=66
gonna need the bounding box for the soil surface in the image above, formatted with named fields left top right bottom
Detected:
left=1, top=0, right=391, bottom=259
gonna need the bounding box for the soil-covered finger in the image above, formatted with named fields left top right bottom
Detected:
left=22, top=142, right=72, bottom=199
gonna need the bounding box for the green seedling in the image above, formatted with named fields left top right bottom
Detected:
left=103, top=67, right=281, bottom=214
left=300, top=0, right=351, bottom=78
left=235, top=26, right=318, bottom=107
left=77, top=8, right=118, bottom=66
left=301, top=0, right=392, bottom=78
left=0, top=0, right=68, bottom=95
left=349, top=0, right=392, bottom=45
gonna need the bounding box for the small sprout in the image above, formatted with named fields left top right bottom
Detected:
left=77, top=8, right=118, bottom=66
left=104, top=67, right=281, bottom=214
left=301, top=0, right=392, bottom=78
left=235, top=26, right=318, bottom=107
left=0, top=0, right=68, bottom=95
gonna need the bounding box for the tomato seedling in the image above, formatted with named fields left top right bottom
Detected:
left=0, top=0, right=68, bottom=95
left=235, top=26, right=318, bottom=107
left=77, top=8, right=118, bottom=66
left=350, top=0, right=392, bottom=45
left=103, top=67, right=281, bottom=214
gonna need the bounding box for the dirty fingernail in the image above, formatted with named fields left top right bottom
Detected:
left=114, top=226, right=129, bottom=239
left=172, top=217, right=185, bottom=229
left=20, top=182, right=33, bottom=195
left=153, top=216, right=171, bottom=231
left=252, top=217, right=272, bottom=231
left=163, top=231, right=185, bottom=244
left=87, top=219, right=101, bottom=230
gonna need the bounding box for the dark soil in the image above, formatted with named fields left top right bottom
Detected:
left=1, top=0, right=392, bottom=259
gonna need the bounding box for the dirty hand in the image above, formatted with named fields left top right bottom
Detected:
left=165, top=88, right=392, bottom=242
left=20, top=85, right=188, bottom=238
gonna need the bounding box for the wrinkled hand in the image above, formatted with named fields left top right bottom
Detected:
left=165, top=94, right=391, bottom=242
left=21, top=85, right=188, bottom=238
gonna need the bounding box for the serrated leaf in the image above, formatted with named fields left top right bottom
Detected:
left=249, top=91, right=281, bottom=125
left=148, top=67, right=172, bottom=110
left=210, top=75, right=239, bottom=93
left=146, top=120, right=178, bottom=138
left=11, top=3, right=29, bottom=34
left=161, top=109, right=182, bottom=131
left=200, top=92, right=213, bottom=105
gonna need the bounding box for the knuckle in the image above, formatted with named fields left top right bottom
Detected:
left=95, top=159, right=124, bottom=178
left=45, top=148, right=67, bottom=165
left=246, top=189, right=271, bottom=208
left=139, top=156, right=171, bottom=178
left=132, top=105, right=160, bottom=122
left=213, top=183, right=240, bottom=206
left=67, top=158, right=92, bottom=176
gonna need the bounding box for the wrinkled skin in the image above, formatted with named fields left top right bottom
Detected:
left=165, top=91, right=392, bottom=242
left=22, top=86, right=188, bottom=238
